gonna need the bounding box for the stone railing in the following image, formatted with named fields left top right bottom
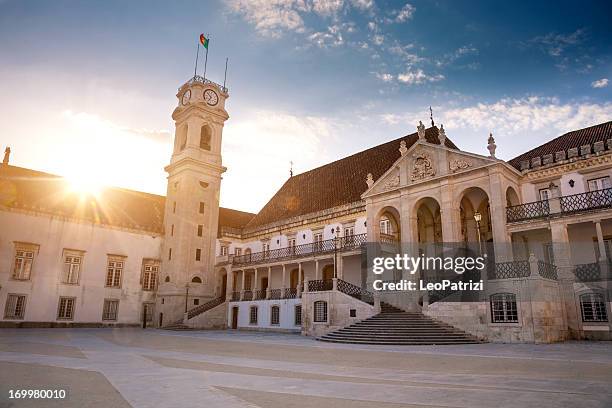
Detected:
left=308, top=279, right=333, bottom=292
left=537, top=261, right=558, bottom=280
left=232, top=233, right=367, bottom=267
left=186, top=75, right=228, bottom=94
left=506, top=200, right=550, bottom=222
left=186, top=296, right=225, bottom=320
left=574, top=260, right=612, bottom=282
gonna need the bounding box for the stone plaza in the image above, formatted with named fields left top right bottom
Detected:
left=0, top=328, right=611, bottom=407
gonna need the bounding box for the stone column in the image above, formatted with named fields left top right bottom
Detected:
left=240, top=270, right=246, bottom=300
left=550, top=221, right=578, bottom=338
left=225, top=269, right=233, bottom=301
left=297, top=263, right=303, bottom=297
left=338, top=255, right=344, bottom=280
left=281, top=264, right=286, bottom=298
left=304, top=277, right=309, bottom=294
left=253, top=268, right=259, bottom=290
left=595, top=220, right=607, bottom=261
left=266, top=266, right=272, bottom=299
left=315, top=260, right=320, bottom=280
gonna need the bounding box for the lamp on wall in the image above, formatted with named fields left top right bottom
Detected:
left=473, top=211, right=482, bottom=254
left=569, top=179, right=575, bottom=188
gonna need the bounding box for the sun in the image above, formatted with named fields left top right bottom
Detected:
left=65, top=173, right=104, bottom=197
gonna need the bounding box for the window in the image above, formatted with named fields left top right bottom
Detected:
left=220, top=246, right=228, bottom=256
left=102, top=299, right=119, bottom=321
left=262, top=242, right=270, bottom=258
left=164, top=276, right=170, bottom=283
left=234, top=248, right=242, bottom=256
left=543, top=243, right=555, bottom=265
left=588, top=176, right=611, bottom=191
left=539, top=188, right=551, bottom=201
left=344, top=227, right=355, bottom=245
left=314, top=233, right=323, bottom=251
left=57, top=297, right=75, bottom=320
left=13, top=247, right=35, bottom=280
left=580, top=293, right=608, bottom=322
left=380, top=218, right=391, bottom=235
left=168, top=248, right=172, bottom=261
left=171, top=224, right=174, bottom=236
left=288, top=238, right=296, bottom=253
left=197, top=225, right=203, bottom=237
left=194, top=298, right=200, bottom=305
left=142, top=262, right=159, bottom=291
left=191, top=276, right=202, bottom=283
left=62, top=250, right=83, bottom=284
left=195, top=248, right=201, bottom=261
left=105, top=257, right=124, bottom=288
left=314, top=301, right=327, bottom=322
left=244, top=274, right=252, bottom=290
left=490, top=293, right=518, bottom=323
left=271, top=305, right=280, bottom=325
left=200, top=125, right=212, bottom=150
left=199, top=202, right=205, bottom=214
left=350, top=309, right=356, bottom=317
left=249, top=306, right=258, bottom=324
left=4, top=294, right=26, bottom=319
left=294, top=305, right=302, bottom=326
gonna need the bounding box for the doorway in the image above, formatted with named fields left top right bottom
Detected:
left=231, top=306, right=239, bottom=329
left=158, top=312, right=163, bottom=327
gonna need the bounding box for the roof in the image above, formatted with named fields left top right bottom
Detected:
left=244, top=126, right=457, bottom=229
left=0, top=164, right=253, bottom=234
left=508, top=121, right=612, bottom=170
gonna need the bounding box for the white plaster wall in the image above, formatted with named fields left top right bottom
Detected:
left=521, top=182, right=537, bottom=203
left=0, top=211, right=160, bottom=325
left=560, top=172, right=584, bottom=196
left=354, top=217, right=367, bottom=235
left=228, top=298, right=301, bottom=331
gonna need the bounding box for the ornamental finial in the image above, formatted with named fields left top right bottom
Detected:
left=487, top=132, right=497, bottom=158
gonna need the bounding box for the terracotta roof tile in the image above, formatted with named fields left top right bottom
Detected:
left=0, top=164, right=251, bottom=234
left=508, top=121, right=612, bottom=170
left=244, top=126, right=457, bottom=229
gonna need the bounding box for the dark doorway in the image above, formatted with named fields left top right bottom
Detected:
left=221, top=274, right=227, bottom=296
left=231, top=307, right=239, bottom=329
left=261, top=277, right=269, bottom=290
left=159, top=312, right=163, bottom=327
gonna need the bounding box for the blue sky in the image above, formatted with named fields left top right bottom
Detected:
left=1, top=0, right=611, bottom=212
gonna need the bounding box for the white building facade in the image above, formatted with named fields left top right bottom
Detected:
left=1, top=76, right=611, bottom=343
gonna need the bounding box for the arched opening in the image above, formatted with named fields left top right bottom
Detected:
left=164, top=276, right=170, bottom=283
left=200, top=125, right=212, bottom=151
left=506, top=186, right=520, bottom=207
left=191, top=276, right=202, bottom=283
left=219, top=268, right=227, bottom=297
left=459, top=187, right=492, bottom=244
left=289, top=268, right=302, bottom=288
left=376, top=207, right=401, bottom=242
left=415, top=197, right=442, bottom=244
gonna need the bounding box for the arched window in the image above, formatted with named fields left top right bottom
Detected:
left=164, top=276, right=170, bottom=283
left=191, top=276, right=202, bottom=284
left=314, top=300, right=328, bottom=323
left=490, top=293, right=518, bottom=323
left=200, top=125, right=211, bottom=151
left=580, top=293, right=608, bottom=322
left=270, top=305, right=280, bottom=325
left=249, top=306, right=258, bottom=325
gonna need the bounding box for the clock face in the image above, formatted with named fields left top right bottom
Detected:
left=204, top=89, right=218, bottom=106
left=181, top=89, right=191, bottom=105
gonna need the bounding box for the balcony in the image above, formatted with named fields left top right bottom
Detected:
left=574, top=260, right=612, bottom=282
left=232, top=233, right=367, bottom=267
left=506, top=188, right=612, bottom=223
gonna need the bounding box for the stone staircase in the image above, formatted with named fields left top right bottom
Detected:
left=162, top=296, right=225, bottom=331
left=317, top=303, right=481, bottom=345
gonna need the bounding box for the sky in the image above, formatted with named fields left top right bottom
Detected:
left=0, top=0, right=611, bottom=213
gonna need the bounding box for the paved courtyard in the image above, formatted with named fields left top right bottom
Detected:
left=0, top=329, right=611, bottom=408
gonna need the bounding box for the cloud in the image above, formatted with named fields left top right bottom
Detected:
left=309, top=24, right=346, bottom=47
left=395, top=3, right=416, bottom=22
left=397, top=69, right=444, bottom=85
left=528, top=29, right=585, bottom=57
left=591, top=78, right=609, bottom=88
left=374, top=72, right=394, bottom=82
left=350, top=0, right=373, bottom=10
left=225, top=0, right=308, bottom=38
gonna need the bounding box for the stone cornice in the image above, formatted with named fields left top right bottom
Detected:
left=522, top=152, right=612, bottom=182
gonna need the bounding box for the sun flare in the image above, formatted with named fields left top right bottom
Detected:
left=65, top=174, right=104, bottom=197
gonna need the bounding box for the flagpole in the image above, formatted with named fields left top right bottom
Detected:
left=223, top=57, right=228, bottom=89
left=194, top=41, right=200, bottom=78
left=203, top=34, right=209, bottom=79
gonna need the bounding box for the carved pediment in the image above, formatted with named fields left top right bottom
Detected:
left=449, top=159, right=472, bottom=173
left=411, top=152, right=436, bottom=181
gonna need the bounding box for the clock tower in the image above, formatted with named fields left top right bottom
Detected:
left=156, top=76, right=229, bottom=326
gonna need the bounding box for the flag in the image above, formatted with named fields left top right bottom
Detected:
left=199, top=34, right=209, bottom=49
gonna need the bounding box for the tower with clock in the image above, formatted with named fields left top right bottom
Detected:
left=156, top=77, right=229, bottom=326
